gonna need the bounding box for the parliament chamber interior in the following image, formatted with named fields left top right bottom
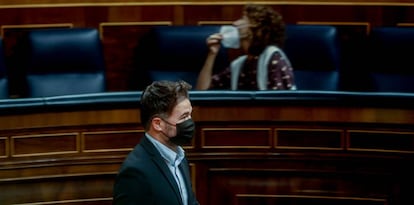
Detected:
left=0, top=0, right=414, bottom=204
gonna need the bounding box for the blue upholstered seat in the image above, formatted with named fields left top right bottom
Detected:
left=366, top=27, right=414, bottom=92
left=135, top=25, right=229, bottom=89
left=23, top=28, right=106, bottom=97
left=284, top=25, right=341, bottom=91
left=0, top=37, right=9, bottom=99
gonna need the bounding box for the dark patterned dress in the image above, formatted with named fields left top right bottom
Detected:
left=209, top=51, right=295, bottom=90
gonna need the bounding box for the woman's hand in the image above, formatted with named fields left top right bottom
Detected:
left=206, top=33, right=222, bottom=55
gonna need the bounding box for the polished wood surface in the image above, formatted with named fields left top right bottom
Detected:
left=0, top=92, right=413, bottom=204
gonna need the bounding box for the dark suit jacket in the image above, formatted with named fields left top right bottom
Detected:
left=113, top=135, right=199, bottom=205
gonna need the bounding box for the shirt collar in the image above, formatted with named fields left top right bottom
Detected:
left=146, top=133, right=185, bottom=166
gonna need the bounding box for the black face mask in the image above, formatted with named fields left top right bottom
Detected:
left=163, top=118, right=195, bottom=145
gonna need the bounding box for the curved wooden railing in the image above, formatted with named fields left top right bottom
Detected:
left=0, top=90, right=413, bottom=204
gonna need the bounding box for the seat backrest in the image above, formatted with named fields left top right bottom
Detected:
left=284, top=25, right=341, bottom=91
left=0, top=37, right=9, bottom=99
left=135, top=25, right=229, bottom=89
left=23, top=28, right=106, bottom=97
left=366, top=27, right=414, bottom=92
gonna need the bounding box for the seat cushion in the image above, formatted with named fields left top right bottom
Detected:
left=22, top=28, right=106, bottom=97
left=284, top=25, right=341, bottom=91
left=27, top=73, right=105, bottom=97
left=366, top=27, right=414, bottom=92
left=27, top=28, right=105, bottom=73
left=136, top=25, right=229, bottom=88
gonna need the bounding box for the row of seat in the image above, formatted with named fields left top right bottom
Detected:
left=0, top=25, right=413, bottom=99
left=0, top=28, right=106, bottom=99
left=135, top=24, right=414, bottom=92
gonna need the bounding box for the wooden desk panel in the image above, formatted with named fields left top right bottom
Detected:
left=0, top=94, right=413, bottom=204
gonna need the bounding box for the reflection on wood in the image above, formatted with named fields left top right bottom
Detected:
left=0, top=96, right=413, bottom=204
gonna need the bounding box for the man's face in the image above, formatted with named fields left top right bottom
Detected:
left=162, top=98, right=193, bottom=137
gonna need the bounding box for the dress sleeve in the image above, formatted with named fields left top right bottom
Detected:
left=267, top=51, right=296, bottom=90
left=209, top=66, right=232, bottom=90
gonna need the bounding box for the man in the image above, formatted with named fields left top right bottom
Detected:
left=113, top=80, right=199, bottom=205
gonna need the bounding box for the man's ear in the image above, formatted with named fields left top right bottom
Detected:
left=151, top=117, right=163, bottom=131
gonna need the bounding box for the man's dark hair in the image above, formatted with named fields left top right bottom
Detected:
left=140, top=80, right=192, bottom=130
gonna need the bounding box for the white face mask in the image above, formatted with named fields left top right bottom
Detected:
left=220, top=25, right=240, bottom=49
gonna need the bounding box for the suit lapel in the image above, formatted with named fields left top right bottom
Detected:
left=141, top=136, right=183, bottom=205
left=179, top=160, right=193, bottom=199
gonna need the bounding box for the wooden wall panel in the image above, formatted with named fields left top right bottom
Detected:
left=82, top=130, right=143, bottom=152
left=234, top=194, right=386, bottom=205
left=0, top=109, right=140, bottom=130
left=0, top=173, right=114, bottom=205
left=275, top=128, right=343, bottom=150
left=347, top=130, right=414, bottom=153
left=0, top=103, right=413, bottom=204
left=100, top=22, right=171, bottom=90
left=0, top=137, right=7, bottom=158
left=207, top=168, right=391, bottom=205
left=11, top=133, right=79, bottom=157
left=201, top=128, right=272, bottom=148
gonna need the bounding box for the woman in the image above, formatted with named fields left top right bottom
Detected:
left=196, top=4, right=296, bottom=90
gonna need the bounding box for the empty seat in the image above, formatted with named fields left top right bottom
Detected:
left=0, top=37, right=8, bottom=99
left=365, top=27, right=414, bottom=92
left=284, top=25, right=341, bottom=91
left=135, top=25, right=229, bottom=89
left=21, top=28, right=106, bottom=97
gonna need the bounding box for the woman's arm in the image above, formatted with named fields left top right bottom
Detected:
left=196, top=33, right=222, bottom=90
